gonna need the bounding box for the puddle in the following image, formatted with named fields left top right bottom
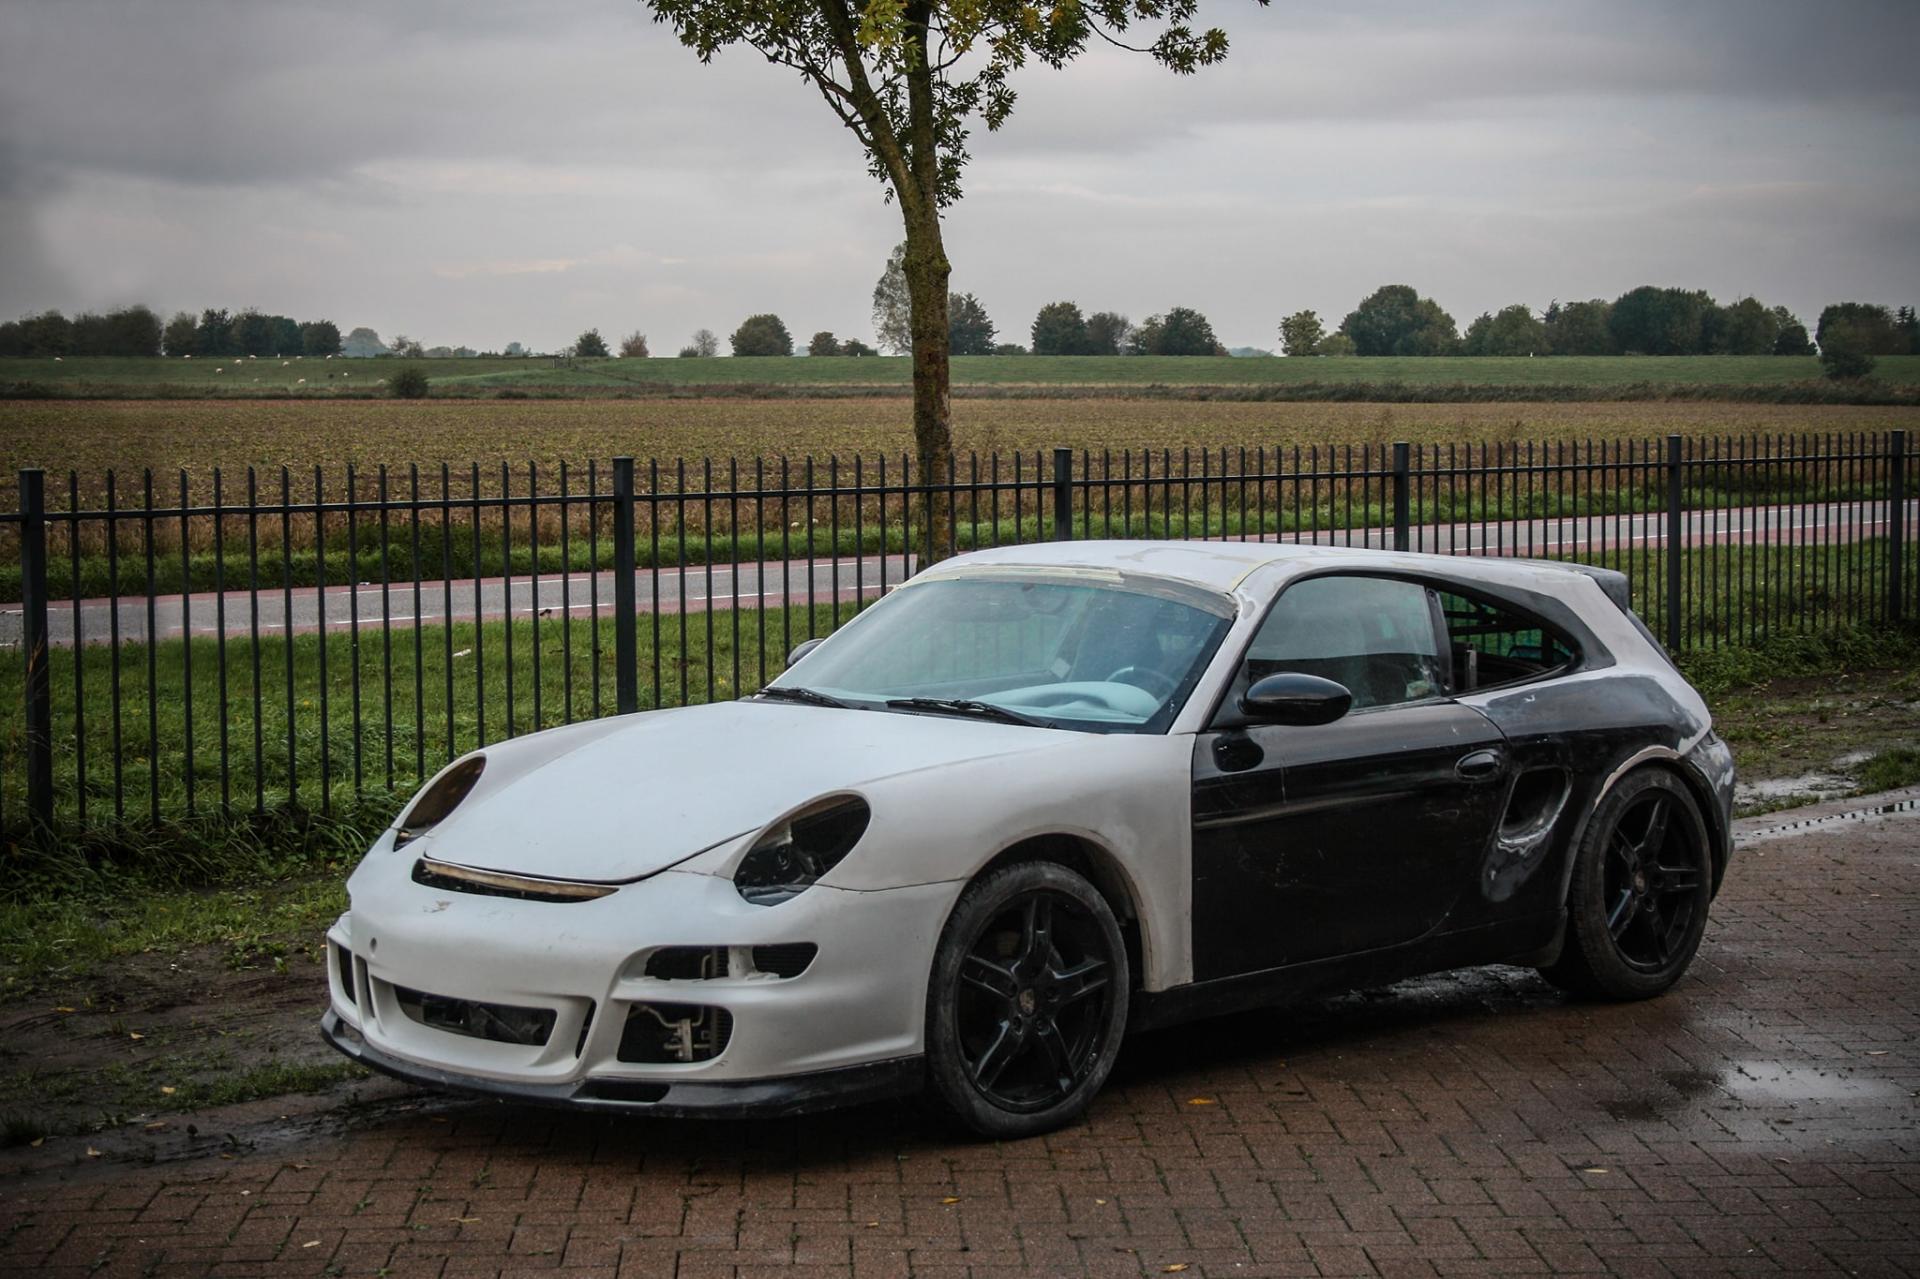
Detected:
left=1601, top=1060, right=1904, bottom=1121
left=1722, top=1061, right=1903, bottom=1103
left=1735, top=771, right=1855, bottom=811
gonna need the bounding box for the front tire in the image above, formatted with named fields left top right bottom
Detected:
left=1543, top=768, right=1712, bottom=1000
left=925, top=862, right=1129, bottom=1139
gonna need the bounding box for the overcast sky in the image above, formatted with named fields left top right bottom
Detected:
left=3, top=0, right=1917, bottom=353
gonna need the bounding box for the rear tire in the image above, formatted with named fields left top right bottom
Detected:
left=925, top=861, right=1129, bottom=1139
left=1543, top=768, right=1711, bottom=1000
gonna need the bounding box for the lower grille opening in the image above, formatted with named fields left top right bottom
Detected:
left=393, top=985, right=557, bottom=1047
left=335, top=945, right=357, bottom=1006
left=645, top=946, right=730, bottom=980
left=751, top=943, right=818, bottom=978
left=617, top=1002, right=732, bottom=1064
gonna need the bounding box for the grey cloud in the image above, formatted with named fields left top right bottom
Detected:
left=1, top=0, right=1916, bottom=352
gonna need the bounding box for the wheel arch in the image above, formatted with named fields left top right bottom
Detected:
left=972, top=833, right=1150, bottom=990
left=1559, top=747, right=1728, bottom=902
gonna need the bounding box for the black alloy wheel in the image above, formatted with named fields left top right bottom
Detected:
left=926, top=861, right=1129, bottom=1137
left=1600, top=790, right=1705, bottom=971
left=1543, top=767, right=1713, bottom=1000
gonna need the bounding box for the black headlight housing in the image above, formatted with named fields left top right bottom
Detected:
left=733, top=796, right=871, bottom=906
left=393, top=754, right=486, bottom=849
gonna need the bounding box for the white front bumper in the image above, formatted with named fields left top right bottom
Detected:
left=326, top=844, right=962, bottom=1092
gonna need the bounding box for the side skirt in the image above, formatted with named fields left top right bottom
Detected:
left=1130, top=914, right=1559, bottom=1033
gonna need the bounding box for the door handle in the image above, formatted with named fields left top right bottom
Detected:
left=1456, top=749, right=1503, bottom=779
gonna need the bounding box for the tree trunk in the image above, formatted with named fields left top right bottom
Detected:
left=902, top=210, right=954, bottom=563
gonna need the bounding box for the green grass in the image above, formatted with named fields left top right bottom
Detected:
left=1856, top=746, right=1920, bottom=793
left=1, top=876, right=348, bottom=989
left=7, top=352, right=1920, bottom=397
left=154, top=1060, right=368, bottom=1111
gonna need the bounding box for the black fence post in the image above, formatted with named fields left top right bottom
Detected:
left=1051, top=448, right=1073, bottom=542
left=612, top=457, right=639, bottom=714
left=1890, top=430, right=1907, bottom=624
left=19, top=469, right=53, bottom=829
left=1391, top=441, right=1411, bottom=552
left=1665, top=434, right=1684, bottom=653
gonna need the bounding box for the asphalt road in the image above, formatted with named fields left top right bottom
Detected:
left=3, top=498, right=1911, bottom=648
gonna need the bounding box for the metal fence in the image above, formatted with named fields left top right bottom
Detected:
left=1, top=430, right=1912, bottom=836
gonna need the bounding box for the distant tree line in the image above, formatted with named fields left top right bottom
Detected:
left=0, top=305, right=168, bottom=357
left=1273, top=285, right=1919, bottom=363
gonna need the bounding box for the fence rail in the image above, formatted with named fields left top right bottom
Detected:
left=1, top=431, right=1913, bottom=837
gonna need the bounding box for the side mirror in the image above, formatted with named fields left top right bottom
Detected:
left=1240, top=672, right=1351, bottom=726
left=786, top=637, right=825, bottom=668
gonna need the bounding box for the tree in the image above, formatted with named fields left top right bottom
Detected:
left=195, top=308, right=235, bottom=356
left=389, top=333, right=425, bottom=358
left=1466, top=303, right=1546, bottom=356
left=301, top=320, right=343, bottom=356
left=871, top=243, right=913, bottom=355
left=575, top=328, right=611, bottom=357
left=731, top=313, right=793, bottom=356
left=1816, top=303, right=1901, bottom=355
left=841, top=337, right=877, bottom=356
left=1338, top=285, right=1459, bottom=356
left=809, top=330, right=842, bottom=356
left=1545, top=299, right=1614, bottom=355
left=689, top=328, right=720, bottom=357
left=1771, top=310, right=1814, bottom=356
left=1819, top=322, right=1877, bottom=380
left=231, top=309, right=276, bottom=357
left=643, top=1, right=1248, bottom=560
left=620, top=331, right=651, bottom=358
left=1896, top=306, right=1919, bottom=355
left=388, top=367, right=431, bottom=398
left=1608, top=286, right=1710, bottom=355
left=948, top=292, right=996, bottom=355
left=993, top=342, right=1027, bottom=355
left=1715, top=297, right=1779, bottom=356
left=1314, top=332, right=1356, bottom=357
left=1085, top=311, right=1130, bottom=356
left=1277, top=309, right=1324, bottom=356
left=1030, top=301, right=1090, bottom=355
left=1460, top=312, right=1493, bottom=356
left=163, top=311, right=199, bottom=356
left=1132, top=306, right=1221, bottom=356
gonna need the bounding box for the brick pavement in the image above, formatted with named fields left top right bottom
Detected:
left=3, top=797, right=1916, bottom=1278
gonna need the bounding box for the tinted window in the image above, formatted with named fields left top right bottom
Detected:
left=1245, top=576, right=1445, bottom=710
left=1437, top=590, right=1577, bottom=691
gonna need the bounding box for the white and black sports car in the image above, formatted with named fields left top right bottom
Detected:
left=323, top=540, right=1735, bottom=1137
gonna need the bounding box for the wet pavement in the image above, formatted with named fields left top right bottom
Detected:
left=2, top=791, right=1915, bottom=1277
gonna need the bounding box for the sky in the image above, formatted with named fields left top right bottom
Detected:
left=2, top=0, right=1917, bottom=354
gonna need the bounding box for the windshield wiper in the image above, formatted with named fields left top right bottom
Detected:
left=883, top=697, right=1052, bottom=728
left=755, top=685, right=851, bottom=709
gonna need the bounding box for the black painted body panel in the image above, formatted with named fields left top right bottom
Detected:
left=1190, top=701, right=1508, bottom=980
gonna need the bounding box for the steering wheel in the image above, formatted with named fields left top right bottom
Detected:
left=1104, top=665, right=1178, bottom=701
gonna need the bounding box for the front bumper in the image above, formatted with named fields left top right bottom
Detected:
left=321, top=1010, right=922, bottom=1117
left=326, top=846, right=961, bottom=1109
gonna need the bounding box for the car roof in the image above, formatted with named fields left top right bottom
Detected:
left=931, top=540, right=1624, bottom=610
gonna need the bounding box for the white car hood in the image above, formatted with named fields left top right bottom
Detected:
left=411, top=699, right=1065, bottom=882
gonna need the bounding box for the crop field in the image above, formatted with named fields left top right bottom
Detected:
left=7, top=352, right=1920, bottom=396
left=6, top=398, right=1918, bottom=497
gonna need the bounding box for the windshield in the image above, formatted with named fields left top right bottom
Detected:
left=769, top=574, right=1234, bottom=734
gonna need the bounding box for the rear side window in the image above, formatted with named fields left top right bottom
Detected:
left=1245, top=576, right=1445, bottom=710
left=1437, top=590, right=1577, bottom=692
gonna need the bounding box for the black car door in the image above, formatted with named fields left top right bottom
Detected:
left=1190, top=574, right=1510, bottom=982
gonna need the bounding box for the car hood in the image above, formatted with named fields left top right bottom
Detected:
left=409, top=699, right=1066, bottom=882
